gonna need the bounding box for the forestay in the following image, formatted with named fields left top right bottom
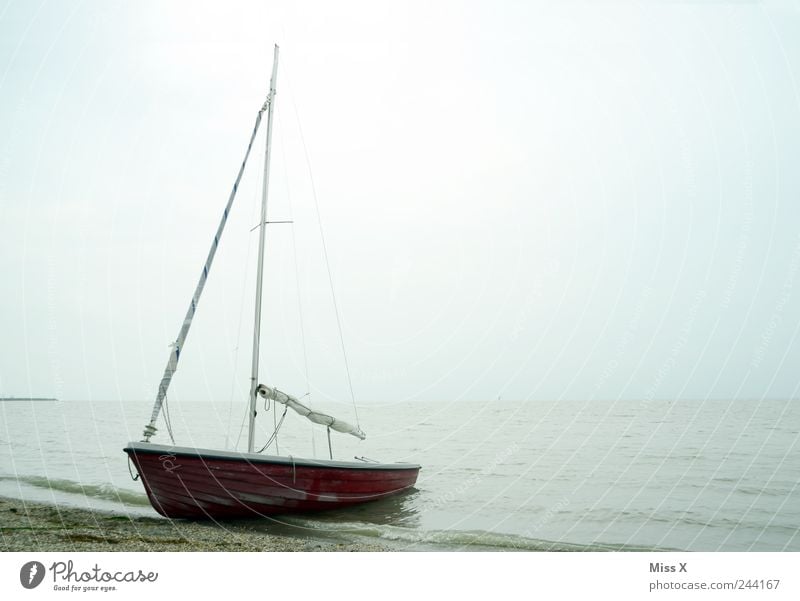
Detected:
left=256, top=384, right=366, bottom=440
left=141, top=104, right=268, bottom=442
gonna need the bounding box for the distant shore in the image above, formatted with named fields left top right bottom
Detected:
left=0, top=496, right=388, bottom=552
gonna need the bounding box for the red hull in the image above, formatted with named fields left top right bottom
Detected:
left=124, top=442, right=420, bottom=519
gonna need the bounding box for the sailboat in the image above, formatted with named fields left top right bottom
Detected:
left=124, top=46, right=420, bottom=519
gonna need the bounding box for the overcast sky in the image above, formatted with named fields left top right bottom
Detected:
left=2, top=0, right=800, bottom=406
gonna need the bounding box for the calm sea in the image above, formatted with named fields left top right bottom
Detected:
left=1, top=398, right=797, bottom=551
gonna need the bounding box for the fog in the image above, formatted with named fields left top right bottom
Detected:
left=2, top=1, right=800, bottom=407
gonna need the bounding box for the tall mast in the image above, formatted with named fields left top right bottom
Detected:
left=248, top=45, right=279, bottom=453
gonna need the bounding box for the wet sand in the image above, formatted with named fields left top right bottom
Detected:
left=0, top=496, right=388, bottom=552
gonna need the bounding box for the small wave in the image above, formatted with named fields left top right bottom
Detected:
left=735, top=486, right=787, bottom=498
left=670, top=514, right=775, bottom=531
left=0, top=475, right=150, bottom=507
left=278, top=517, right=663, bottom=551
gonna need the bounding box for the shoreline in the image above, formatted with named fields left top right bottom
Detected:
left=0, top=496, right=389, bottom=552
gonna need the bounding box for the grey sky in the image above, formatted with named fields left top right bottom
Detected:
left=2, top=0, right=800, bottom=405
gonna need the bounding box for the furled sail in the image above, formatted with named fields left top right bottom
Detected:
left=142, top=104, right=268, bottom=442
left=256, top=384, right=366, bottom=440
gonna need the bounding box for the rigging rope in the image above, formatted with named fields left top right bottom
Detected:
left=227, top=247, right=257, bottom=451
left=127, top=455, right=140, bottom=481
left=273, top=398, right=279, bottom=454
left=277, top=111, right=316, bottom=457
left=257, top=405, right=288, bottom=453
left=284, top=64, right=361, bottom=430
left=277, top=111, right=312, bottom=404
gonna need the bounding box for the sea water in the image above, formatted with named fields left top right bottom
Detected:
left=1, top=398, right=798, bottom=551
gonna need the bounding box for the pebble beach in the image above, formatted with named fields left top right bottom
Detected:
left=0, top=496, right=388, bottom=552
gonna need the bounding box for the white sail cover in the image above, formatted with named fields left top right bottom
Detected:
left=256, top=384, right=366, bottom=440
